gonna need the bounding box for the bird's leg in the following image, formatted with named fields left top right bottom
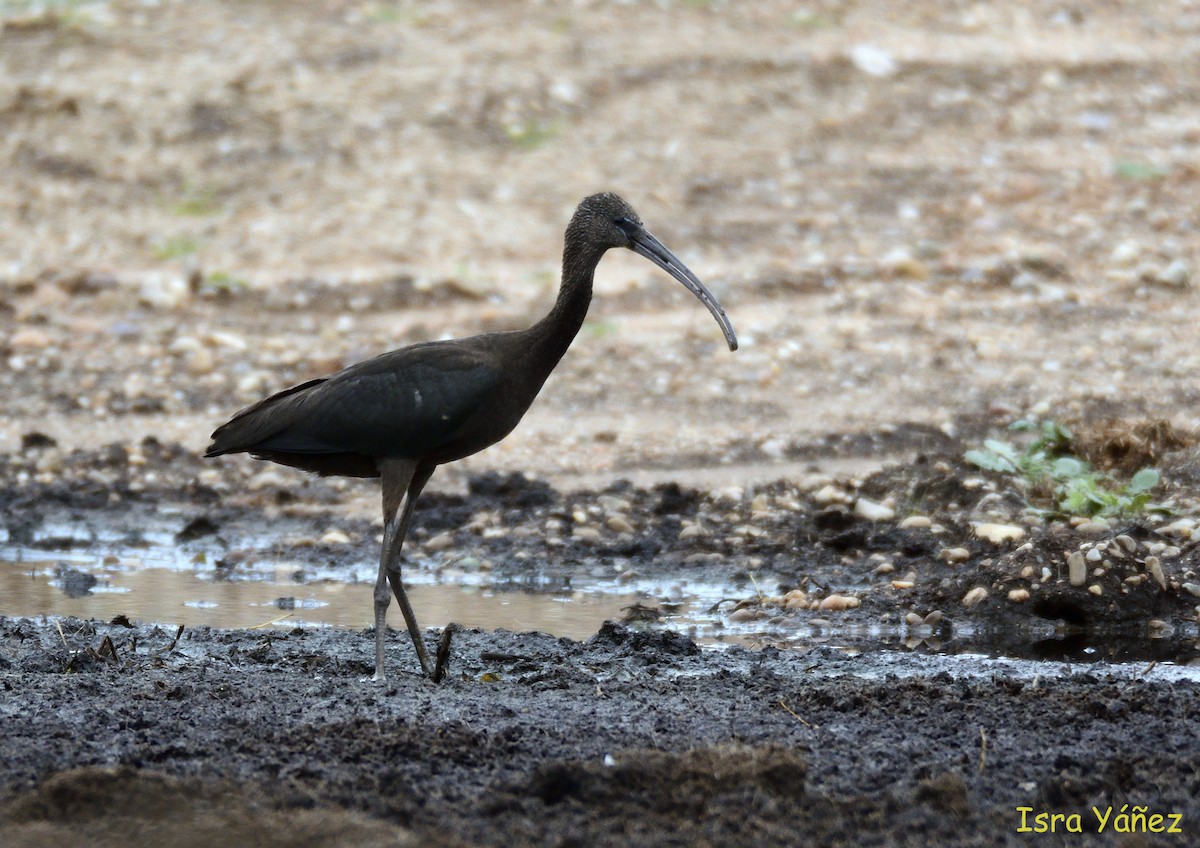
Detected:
left=375, top=458, right=419, bottom=679
left=377, top=459, right=436, bottom=680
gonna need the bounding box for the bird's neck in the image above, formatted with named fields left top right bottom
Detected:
left=526, top=240, right=605, bottom=371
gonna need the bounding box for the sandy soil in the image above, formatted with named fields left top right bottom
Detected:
left=3, top=0, right=1200, bottom=845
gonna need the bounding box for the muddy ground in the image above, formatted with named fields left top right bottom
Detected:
left=4, top=0, right=1200, bottom=845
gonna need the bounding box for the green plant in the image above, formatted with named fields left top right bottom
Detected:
left=172, top=183, right=221, bottom=217
left=504, top=118, right=558, bottom=150
left=203, top=270, right=249, bottom=293
left=583, top=319, right=619, bottom=338
left=964, top=418, right=1166, bottom=518
left=152, top=234, right=201, bottom=260
left=1114, top=160, right=1168, bottom=182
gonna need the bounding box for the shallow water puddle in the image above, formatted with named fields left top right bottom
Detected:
left=3, top=537, right=1198, bottom=670
left=0, top=556, right=662, bottom=639
left=0, top=543, right=748, bottom=643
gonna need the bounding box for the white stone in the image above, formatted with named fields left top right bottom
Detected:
left=1067, top=551, right=1087, bottom=586
left=818, top=594, right=861, bottom=611
left=850, top=43, right=897, bottom=77
left=1110, top=241, right=1140, bottom=266
left=854, top=498, right=895, bottom=522
left=962, top=587, right=988, bottom=608
left=1158, top=258, right=1191, bottom=287
left=1146, top=556, right=1167, bottom=591
left=974, top=523, right=1025, bottom=544
left=813, top=485, right=847, bottom=506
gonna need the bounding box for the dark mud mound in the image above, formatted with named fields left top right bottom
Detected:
left=0, top=766, right=421, bottom=848
left=483, top=746, right=806, bottom=846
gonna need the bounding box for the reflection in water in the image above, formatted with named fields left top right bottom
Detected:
left=0, top=559, right=642, bottom=640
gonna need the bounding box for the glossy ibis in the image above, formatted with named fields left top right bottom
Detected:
left=205, top=193, right=737, bottom=681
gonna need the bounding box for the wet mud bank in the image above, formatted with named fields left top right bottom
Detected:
left=1, top=620, right=1198, bottom=847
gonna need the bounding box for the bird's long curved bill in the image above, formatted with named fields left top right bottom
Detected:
left=631, top=230, right=738, bottom=352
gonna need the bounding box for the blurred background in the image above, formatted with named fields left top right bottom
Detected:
left=2, top=0, right=1198, bottom=474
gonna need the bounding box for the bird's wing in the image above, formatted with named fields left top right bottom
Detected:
left=207, top=340, right=506, bottom=460
left=205, top=377, right=328, bottom=456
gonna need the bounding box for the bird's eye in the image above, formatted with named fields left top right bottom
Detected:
left=614, top=216, right=638, bottom=234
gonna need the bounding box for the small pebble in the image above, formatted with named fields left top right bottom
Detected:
left=881, top=247, right=929, bottom=280
left=1157, top=258, right=1191, bottom=287
left=1075, top=521, right=1110, bottom=537
left=749, top=493, right=771, bottom=514
left=813, top=484, right=848, bottom=506
left=974, top=523, right=1025, bottom=544
left=10, top=328, right=52, bottom=349
left=728, top=607, right=762, bottom=623
left=1085, top=547, right=1103, bottom=563
left=1007, top=588, right=1030, bottom=603
left=850, top=43, right=897, bottom=77
left=1110, top=241, right=1140, bottom=266
left=904, top=612, right=923, bottom=626
left=1114, top=534, right=1137, bottom=554
left=678, top=524, right=703, bottom=540
left=854, top=498, right=895, bottom=522
left=320, top=530, right=351, bottom=545
left=798, top=474, right=833, bottom=492
left=1183, top=583, right=1200, bottom=599
left=938, top=547, right=970, bottom=564
left=759, top=438, right=786, bottom=459
left=899, top=515, right=931, bottom=529
left=961, top=587, right=988, bottom=608
left=818, top=594, right=860, bottom=611
left=1146, top=556, right=1167, bottom=590
left=606, top=515, right=635, bottom=534
left=890, top=580, right=914, bottom=590
left=1159, top=520, right=1193, bottom=539
left=186, top=348, right=215, bottom=375
left=923, top=610, right=943, bottom=626
left=1067, top=551, right=1087, bottom=586
left=873, top=562, right=895, bottom=575
left=784, top=591, right=809, bottom=611
left=425, top=532, right=455, bottom=552
left=1087, top=584, right=1103, bottom=596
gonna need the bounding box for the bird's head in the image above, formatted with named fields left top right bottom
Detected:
left=568, top=192, right=646, bottom=251
left=566, top=192, right=738, bottom=351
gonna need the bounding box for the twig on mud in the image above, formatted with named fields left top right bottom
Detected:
left=747, top=572, right=766, bottom=602
left=978, top=728, right=988, bottom=775
left=778, top=699, right=815, bottom=729
left=89, top=634, right=119, bottom=664
left=1139, top=660, right=1157, bottom=677
left=55, top=620, right=78, bottom=672
left=249, top=613, right=293, bottom=629
left=156, top=624, right=185, bottom=655
left=433, top=623, right=455, bottom=683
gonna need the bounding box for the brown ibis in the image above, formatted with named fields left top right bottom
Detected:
left=205, top=192, right=737, bottom=681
